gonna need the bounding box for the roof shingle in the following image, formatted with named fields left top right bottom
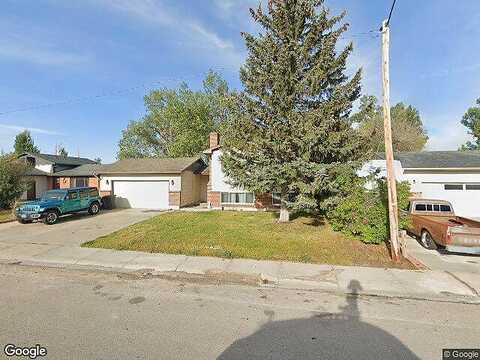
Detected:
left=377, top=151, right=480, bottom=169
left=53, top=164, right=103, bottom=177
left=98, top=157, right=204, bottom=174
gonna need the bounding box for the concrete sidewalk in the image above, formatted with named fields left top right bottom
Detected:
left=1, top=241, right=479, bottom=304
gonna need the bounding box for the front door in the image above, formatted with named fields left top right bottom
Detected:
left=63, top=190, right=81, bottom=213
left=26, top=181, right=36, bottom=200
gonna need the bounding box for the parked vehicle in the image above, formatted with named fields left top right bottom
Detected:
left=15, top=187, right=102, bottom=225
left=407, top=198, right=480, bottom=254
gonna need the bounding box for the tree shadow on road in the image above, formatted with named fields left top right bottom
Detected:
left=218, top=280, right=420, bottom=360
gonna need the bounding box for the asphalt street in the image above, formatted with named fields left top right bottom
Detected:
left=0, top=264, right=479, bottom=360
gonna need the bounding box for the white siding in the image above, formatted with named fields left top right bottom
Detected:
left=211, top=150, right=244, bottom=193
left=36, top=164, right=53, bottom=174
left=403, top=170, right=480, bottom=218
left=361, top=160, right=480, bottom=218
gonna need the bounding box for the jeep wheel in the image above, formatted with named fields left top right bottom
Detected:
left=44, top=210, right=59, bottom=225
left=420, top=230, right=437, bottom=250
left=88, top=202, right=100, bottom=215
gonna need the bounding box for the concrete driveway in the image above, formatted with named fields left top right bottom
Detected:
left=0, top=209, right=161, bottom=248
left=405, top=236, right=480, bottom=274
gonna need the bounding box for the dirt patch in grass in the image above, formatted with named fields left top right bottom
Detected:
left=83, top=211, right=413, bottom=269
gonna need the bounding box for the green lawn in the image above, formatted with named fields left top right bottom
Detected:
left=83, top=211, right=412, bottom=268
left=0, top=209, right=15, bottom=223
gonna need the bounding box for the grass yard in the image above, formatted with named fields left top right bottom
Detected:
left=0, top=209, right=15, bottom=223
left=83, top=211, right=412, bottom=269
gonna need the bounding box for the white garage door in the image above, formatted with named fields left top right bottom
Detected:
left=113, top=181, right=169, bottom=209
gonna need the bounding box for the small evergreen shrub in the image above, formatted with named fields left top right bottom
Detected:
left=328, top=179, right=411, bottom=244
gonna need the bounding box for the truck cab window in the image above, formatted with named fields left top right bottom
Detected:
left=415, top=204, right=426, bottom=211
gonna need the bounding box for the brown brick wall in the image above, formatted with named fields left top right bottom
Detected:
left=207, top=191, right=221, bottom=208
left=255, top=193, right=273, bottom=209
left=88, top=177, right=99, bottom=189
left=169, top=192, right=181, bottom=207
left=59, top=177, right=71, bottom=189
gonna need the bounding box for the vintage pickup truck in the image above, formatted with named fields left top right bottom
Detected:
left=407, top=198, right=480, bottom=254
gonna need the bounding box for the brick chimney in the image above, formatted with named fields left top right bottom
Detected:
left=209, top=132, right=220, bottom=149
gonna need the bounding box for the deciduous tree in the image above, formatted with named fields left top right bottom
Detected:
left=118, top=71, right=233, bottom=159
left=459, top=98, right=480, bottom=150
left=0, top=154, right=29, bottom=209
left=352, top=95, right=428, bottom=153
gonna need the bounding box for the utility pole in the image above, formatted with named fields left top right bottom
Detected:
left=381, top=19, right=400, bottom=261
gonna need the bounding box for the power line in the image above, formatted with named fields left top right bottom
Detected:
left=0, top=76, right=201, bottom=117
left=386, top=0, right=397, bottom=27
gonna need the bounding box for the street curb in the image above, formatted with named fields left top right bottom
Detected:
left=2, top=258, right=479, bottom=305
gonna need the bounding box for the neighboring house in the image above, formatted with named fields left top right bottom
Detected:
left=361, top=151, right=480, bottom=218
left=97, top=157, right=207, bottom=210
left=19, top=153, right=99, bottom=200
left=54, top=164, right=104, bottom=190
left=204, top=133, right=279, bottom=210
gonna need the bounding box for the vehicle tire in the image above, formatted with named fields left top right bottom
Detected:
left=420, top=230, right=437, bottom=250
left=88, top=202, right=100, bottom=216
left=44, top=210, right=59, bottom=225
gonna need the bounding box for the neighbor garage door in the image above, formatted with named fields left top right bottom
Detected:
left=113, top=181, right=169, bottom=209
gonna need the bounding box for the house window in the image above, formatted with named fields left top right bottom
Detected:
left=74, top=177, right=89, bottom=188
left=466, top=184, right=480, bottom=190
left=444, top=184, right=463, bottom=190
left=221, top=192, right=254, bottom=204
left=272, top=193, right=282, bottom=206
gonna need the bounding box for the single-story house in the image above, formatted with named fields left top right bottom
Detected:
left=97, top=157, right=208, bottom=209
left=361, top=151, right=480, bottom=218
left=19, top=152, right=100, bottom=200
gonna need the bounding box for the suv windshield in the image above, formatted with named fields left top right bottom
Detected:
left=41, top=190, right=67, bottom=201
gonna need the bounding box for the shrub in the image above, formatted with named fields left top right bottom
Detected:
left=0, top=154, right=29, bottom=209
left=328, top=178, right=411, bottom=244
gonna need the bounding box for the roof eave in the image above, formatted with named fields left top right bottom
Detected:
left=404, top=167, right=480, bottom=171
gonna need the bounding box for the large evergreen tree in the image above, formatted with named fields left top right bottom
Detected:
left=222, top=0, right=364, bottom=222
left=14, top=130, right=39, bottom=154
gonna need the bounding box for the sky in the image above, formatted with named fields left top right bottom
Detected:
left=0, top=0, right=479, bottom=163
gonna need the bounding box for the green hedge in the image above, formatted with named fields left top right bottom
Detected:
left=328, top=179, right=411, bottom=244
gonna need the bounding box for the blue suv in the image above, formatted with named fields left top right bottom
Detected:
left=15, top=187, right=102, bottom=225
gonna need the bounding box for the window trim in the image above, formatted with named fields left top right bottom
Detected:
left=74, top=177, right=89, bottom=188
left=221, top=192, right=255, bottom=205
